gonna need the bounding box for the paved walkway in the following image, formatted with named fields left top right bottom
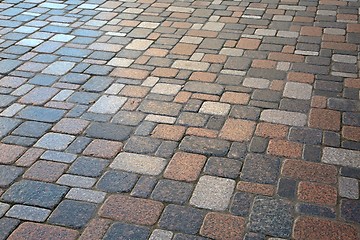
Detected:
left=0, top=0, right=359, bottom=239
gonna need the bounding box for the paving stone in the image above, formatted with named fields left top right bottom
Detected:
left=18, top=106, right=65, bottom=123
left=180, top=136, right=230, bottom=157
left=97, top=170, right=138, bottom=193
left=293, top=216, right=358, bottom=240
left=199, top=101, right=230, bottom=116
left=1, top=180, right=68, bottom=209
left=322, top=147, right=360, bottom=168
left=249, top=197, right=294, bottom=238
left=66, top=188, right=106, bottom=203
left=85, top=122, right=133, bottom=141
left=131, top=176, right=158, bottom=198
left=241, top=153, right=281, bottom=184
left=204, top=157, right=242, bottom=179
left=151, top=179, right=193, bottom=204
left=260, top=110, right=307, bottom=126
left=13, top=121, right=51, bottom=138
left=139, top=100, right=182, bottom=117
left=88, top=95, right=127, bottom=114
left=41, top=151, right=77, bottom=164
left=159, top=204, right=206, bottom=235
left=309, top=108, right=341, bottom=131
left=35, top=133, right=75, bottom=150
left=7, top=222, right=78, bottom=240
left=68, top=157, right=108, bottom=177
left=219, top=118, right=255, bottom=142
left=0, top=165, right=24, bottom=187
left=6, top=205, right=50, bottom=222
left=99, top=194, right=163, bottom=225
left=0, top=117, right=22, bottom=138
left=42, top=61, right=75, bottom=75
left=338, top=177, right=359, bottom=199
left=23, top=160, right=67, bottom=182
left=283, top=82, right=312, bottom=100
left=230, top=192, right=254, bottom=217
left=104, top=222, right=150, bottom=240
left=149, top=229, right=173, bottom=240
left=243, top=77, right=270, bottom=89
left=48, top=200, right=96, bottom=229
left=57, top=174, right=96, bottom=188
left=124, top=136, right=161, bottom=154
left=190, top=175, right=235, bottom=211
left=298, top=181, right=337, bottom=206
left=0, top=59, right=22, bottom=74
left=230, top=105, right=261, bottom=120
left=296, top=203, right=336, bottom=219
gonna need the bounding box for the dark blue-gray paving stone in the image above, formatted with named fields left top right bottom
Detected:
left=85, top=122, right=133, bottom=141
left=1, top=180, right=68, bottom=209
left=124, top=136, right=161, bottom=154
left=159, top=204, right=206, bottom=235
left=56, top=47, right=92, bottom=58
left=29, top=74, right=58, bottom=86
left=17, top=106, right=65, bottom=123
left=155, top=141, right=178, bottom=158
left=303, top=144, right=322, bottom=162
left=277, top=178, right=296, bottom=199
left=68, top=156, right=108, bottom=177
left=204, top=157, right=242, bottom=179
left=67, top=92, right=100, bottom=105
left=0, top=117, right=21, bottom=138
left=82, top=76, right=114, bottom=92
left=60, top=73, right=90, bottom=84
left=84, top=65, right=113, bottom=76
left=48, top=200, right=96, bottom=229
left=0, top=94, right=17, bottom=108
left=340, top=167, right=360, bottom=179
left=241, top=153, right=281, bottom=184
left=288, top=127, right=322, bottom=145
left=0, top=59, right=22, bottom=74
left=130, top=176, right=157, bottom=198
left=2, top=136, right=37, bottom=147
left=12, top=121, right=52, bottom=138
left=341, top=199, right=360, bottom=224
left=151, top=179, right=193, bottom=204
left=230, top=192, right=253, bottom=217
left=228, top=142, right=248, bottom=160
left=0, top=165, right=24, bottom=187
left=328, top=98, right=360, bottom=112
left=296, top=203, right=336, bottom=219
left=66, top=136, right=92, bottom=154
left=179, top=136, right=230, bottom=157
left=243, top=232, right=266, bottom=240
left=0, top=217, right=20, bottom=240
left=104, top=222, right=150, bottom=240
left=343, top=112, right=360, bottom=127
left=249, top=197, right=294, bottom=238
left=97, top=170, right=138, bottom=193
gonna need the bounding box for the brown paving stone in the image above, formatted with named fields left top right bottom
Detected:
left=83, top=139, right=123, bottom=159
left=152, top=124, right=186, bottom=141
left=300, top=26, right=323, bottom=36
left=15, top=148, right=45, bottom=167
left=144, top=48, right=168, bottom=57
left=110, top=68, right=149, bottom=80
left=342, top=126, right=360, bottom=141
left=251, top=59, right=276, bottom=69
left=219, top=118, right=255, bottom=142
left=270, top=80, right=285, bottom=91
left=151, top=67, right=179, bottom=78
left=8, top=222, right=78, bottom=240
left=99, top=194, right=164, bottom=225
left=23, top=160, right=67, bottom=182
left=174, top=91, right=192, bottom=103
left=267, top=139, right=302, bottom=158
left=0, top=144, right=27, bottom=164
left=220, top=92, right=250, bottom=105
left=345, top=78, right=360, bottom=89
left=347, top=23, right=360, bottom=33
left=164, top=152, right=207, bottom=182
left=236, top=38, right=261, bottom=49
left=192, top=93, right=220, bottom=101
left=287, top=72, right=315, bottom=84
left=311, top=96, right=327, bottom=108
left=186, top=127, right=218, bottom=138
left=293, top=216, right=358, bottom=240
left=255, top=122, right=288, bottom=139
left=202, top=54, right=227, bottom=63
left=282, top=159, right=337, bottom=184
left=200, top=212, right=246, bottom=240
left=322, top=42, right=357, bottom=51
left=190, top=72, right=217, bottom=82
left=52, top=118, right=89, bottom=135
left=121, top=98, right=142, bottom=111
left=309, top=108, right=341, bottom=131
left=171, top=43, right=197, bottom=55
left=79, top=218, right=112, bottom=240
left=298, top=181, right=337, bottom=206
left=120, top=85, right=150, bottom=98
left=236, top=181, right=275, bottom=196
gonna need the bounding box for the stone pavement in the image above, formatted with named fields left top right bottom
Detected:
left=0, top=0, right=359, bottom=239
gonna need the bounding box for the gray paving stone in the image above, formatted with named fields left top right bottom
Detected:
left=66, top=188, right=106, bottom=203
left=0, top=218, right=20, bottom=240
left=230, top=192, right=254, bottom=217
left=322, top=147, right=360, bottom=168
left=68, top=157, right=108, bottom=177
left=0, top=165, right=24, bottom=187
left=190, top=175, right=235, bottom=211
left=48, top=200, right=96, bottom=229
left=131, top=176, right=158, bottom=198
left=17, top=106, right=65, bottom=123
left=260, top=109, right=307, bottom=126
left=341, top=199, right=360, bottom=224
left=0, top=117, right=21, bottom=138
left=104, top=222, right=150, bottom=240
left=0, top=202, right=10, bottom=218
left=12, top=121, right=51, bottom=138
left=243, top=78, right=270, bottom=89
left=183, top=81, right=223, bottom=95
left=110, top=152, right=167, bottom=175
left=204, top=157, right=242, bottom=179
left=180, top=136, right=230, bottom=157
left=139, top=100, right=182, bottom=117
left=0, top=59, right=22, bottom=74
left=159, top=204, right=206, bottom=235
left=42, top=61, right=75, bottom=75
left=151, top=179, right=193, bottom=204
left=88, top=95, right=127, bottom=114
left=1, top=180, right=68, bottom=209
left=35, top=133, right=75, bottom=150
left=6, top=205, right=51, bottom=222
left=288, top=127, right=322, bottom=144
left=283, top=82, right=312, bottom=100
left=149, top=229, right=173, bottom=240
left=97, top=170, right=138, bottom=193
left=0, top=95, right=17, bottom=108
left=338, top=177, right=359, bottom=199
left=249, top=197, right=294, bottom=238
left=296, top=203, right=336, bottom=219
left=57, top=174, right=96, bottom=188
left=41, top=150, right=77, bottom=163
left=85, top=122, right=133, bottom=141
